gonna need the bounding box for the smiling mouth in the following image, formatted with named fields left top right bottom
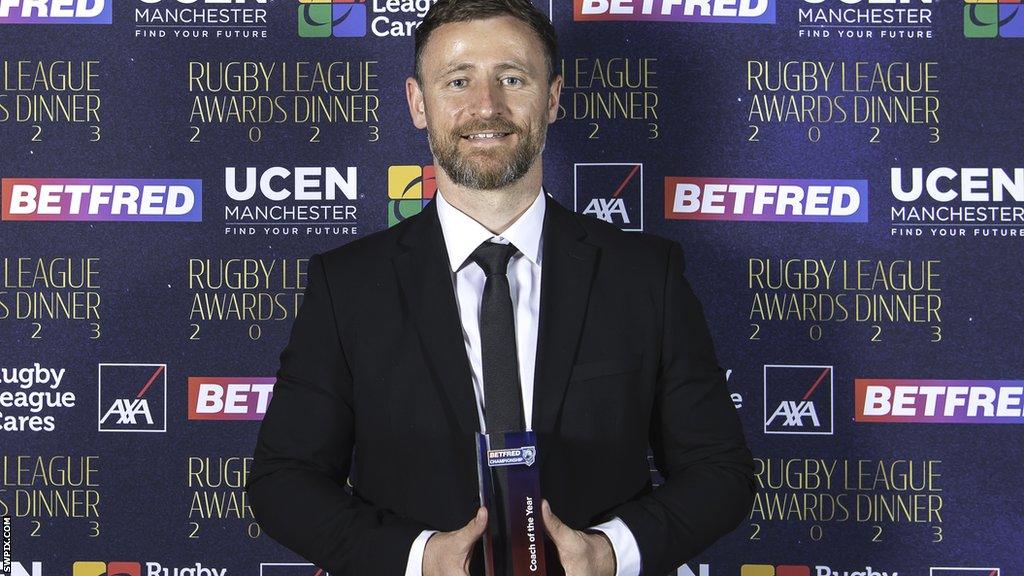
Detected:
left=461, top=132, right=512, bottom=141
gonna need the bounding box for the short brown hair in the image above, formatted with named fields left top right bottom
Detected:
left=414, top=0, right=559, bottom=84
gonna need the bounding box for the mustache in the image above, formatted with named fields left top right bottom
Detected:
left=454, top=119, right=520, bottom=136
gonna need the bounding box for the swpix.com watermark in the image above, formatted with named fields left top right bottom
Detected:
left=2, top=516, right=11, bottom=576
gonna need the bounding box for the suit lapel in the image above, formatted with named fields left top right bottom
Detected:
left=393, top=199, right=480, bottom=434
left=532, top=194, right=597, bottom=437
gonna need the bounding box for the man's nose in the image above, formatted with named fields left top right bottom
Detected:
left=469, top=80, right=505, bottom=118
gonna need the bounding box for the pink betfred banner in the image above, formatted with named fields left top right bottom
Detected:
left=856, top=379, right=1024, bottom=424
left=2, top=178, right=202, bottom=221
left=0, top=0, right=111, bottom=24
left=664, top=177, right=868, bottom=222
left=188, top=377, right=275, bottom=421
left=573, top=0, right=776, bottom=23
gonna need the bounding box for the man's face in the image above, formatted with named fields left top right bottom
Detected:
left=406, top=15, right=562, bottom=190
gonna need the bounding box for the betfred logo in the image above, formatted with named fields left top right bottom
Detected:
left=188, top=377, right=275, bottom=420
left=1, top=179, right=202, bottom=221
left=964, top=0, right=1023, bottom=38
left=574, top=163, right=643, bottom=232
left=665, top=177, right=867, bottom=222
left=97, top=364, right=167, bottom=432
left=574, top=0, right=775, bottom=23
left=73, top=562, right=141, bottom=576
left=298, top=0, right=367, bottom=38
left=763, top=365, right=833, bottom=435
left=856, top=379, right=1024, bottom=423
left=0, top=0, right=111, bottom=23
left=387, top=164, right=436, bottom=227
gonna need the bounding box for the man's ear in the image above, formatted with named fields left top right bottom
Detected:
left=547, top=74, right=563, bottom=124
left=406, top=77, right=427, bottom=129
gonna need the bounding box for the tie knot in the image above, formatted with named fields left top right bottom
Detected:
left=470, top=241, right=519, bottom=276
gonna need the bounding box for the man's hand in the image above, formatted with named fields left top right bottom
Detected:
left=542, top=499, right=616, bottom=576
left=423, top=507, right=487, bottom=576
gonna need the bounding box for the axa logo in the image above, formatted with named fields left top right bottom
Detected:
left=771, top=400, right=819, bottom=427
left=97, top=364, right=167, bottom=432
left=574, top=163, right=644, bottom=232
left=964, top=0, right=1023, bottom=38
left=298, top=0, right=367, bottom=38
left=386, top=164, right=436, bottom=227
left=763, top=365, right=834, bottom=435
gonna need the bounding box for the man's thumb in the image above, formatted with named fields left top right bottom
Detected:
left=541, top=499, right=567, bottom=542
left=455, top=506, right=488, bottom=547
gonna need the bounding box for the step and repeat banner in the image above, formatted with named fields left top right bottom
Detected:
left=1, top=1, right=1021, bottom=576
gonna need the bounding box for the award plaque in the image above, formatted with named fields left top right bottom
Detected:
left=475, top=430, right=547, bottom=576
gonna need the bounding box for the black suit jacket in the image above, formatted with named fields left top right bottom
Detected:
left=246, top=192, right=755, bottom=575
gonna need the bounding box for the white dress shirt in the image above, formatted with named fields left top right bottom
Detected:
left=403, top=187, right=642, bottom=576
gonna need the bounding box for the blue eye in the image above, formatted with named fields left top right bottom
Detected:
left=503, top=77, right=522, bottom=86
left=449, top=79, right=467, bottom=88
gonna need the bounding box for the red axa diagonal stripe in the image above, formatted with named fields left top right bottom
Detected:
left=136, top=365, right=165, bottom=399
left=802, top=367, right=830, bottom=401
left=611, top=164, right=640, bottom=198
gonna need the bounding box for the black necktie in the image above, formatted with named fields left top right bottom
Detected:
left=470, top=240, right=526, bottom=434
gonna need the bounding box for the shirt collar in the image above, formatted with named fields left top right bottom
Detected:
left=435, top=185, right=546, bottom=272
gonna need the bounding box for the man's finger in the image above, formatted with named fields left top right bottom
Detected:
left=541, top=499, right=569, bottom=545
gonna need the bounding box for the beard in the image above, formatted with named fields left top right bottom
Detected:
left=427, top=115, right=545, bottom=190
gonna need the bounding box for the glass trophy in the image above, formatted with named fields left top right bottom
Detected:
left=475, top=430, right=547, bottom=576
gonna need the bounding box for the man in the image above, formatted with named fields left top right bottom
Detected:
left=245, top=1, right=755, bottom=575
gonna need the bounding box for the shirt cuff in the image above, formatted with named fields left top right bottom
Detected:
left=590, top=517, right=641, bottom=576
left=403, top=529, right=439, bottom=576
